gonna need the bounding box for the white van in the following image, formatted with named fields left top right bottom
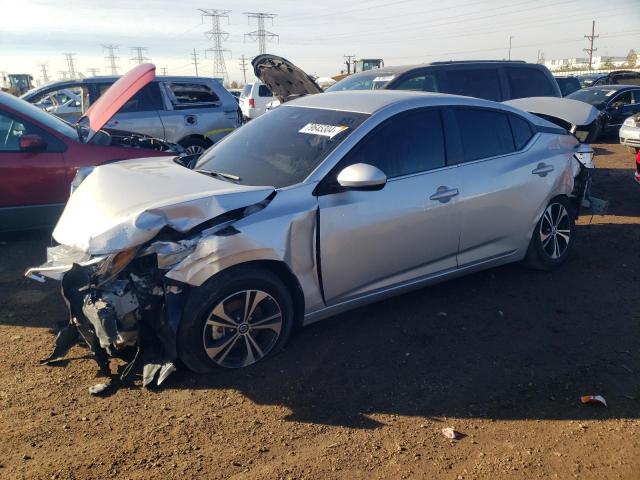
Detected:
left=239, top=81, right=273, bottom=120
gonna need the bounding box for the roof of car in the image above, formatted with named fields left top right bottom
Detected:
left=285, top=90, right=509, bottom=115
left=343, top=60, right=535, bottom=78
left=581, top=84, right=638, bottom=92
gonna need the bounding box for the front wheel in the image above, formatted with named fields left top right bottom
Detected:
left=525, top=197, right=576, bottom=271
left=177, top=266, right=295, bottom=373
left=179, top=137, right=212, bottom=156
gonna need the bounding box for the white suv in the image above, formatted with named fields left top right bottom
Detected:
left=239, top=81, right=273, bottom=120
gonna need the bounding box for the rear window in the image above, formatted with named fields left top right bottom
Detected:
left=241, top=84, right=252, bottom=97
left=167, top=82, right=219, bottom=109
left=453, top=108, right=515, bottom=161
left=258, top=85, right=272, bottom=97
left=326, top=72, right=396, bottom=92
left=506, top=67, right=555, bottom=99
left=441, top=69, right=502, bottom=101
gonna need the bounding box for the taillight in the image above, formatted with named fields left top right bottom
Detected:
left=249, top=98, right=255, bottom=108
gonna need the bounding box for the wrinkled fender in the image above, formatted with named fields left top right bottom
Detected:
left=165, top=182, right=325, bottom=313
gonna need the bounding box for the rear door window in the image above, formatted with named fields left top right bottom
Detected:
left=453, top=108, right=515, bottom=162
left=167, top=82, right=220, bottom=109
left=441, top=69, right=502, bottom=101
left=258, top=85, right=272, bottom=97
left=506, top=67, right=555, bottom=99
left=119, top=82, right=164, bottom=113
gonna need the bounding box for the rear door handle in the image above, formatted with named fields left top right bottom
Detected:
left=532, top=163, right=554, bottom=177
left=429, top=186, right=459, bottom=203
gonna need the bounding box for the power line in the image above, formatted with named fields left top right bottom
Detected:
left=244, top=12, right=278, bottom=55
left=200, top=8, right=231, bottom=82
left=130, top=46, right=151, bottom=65
left=63, top=53, right=77, bottom=79
left=239, top=54, right=249, bottom=84
left=37, top=61, right=50, bottom=83
left=103, top=45, right=120, bottom=75
left=86, top=68, right=100, bottom=77
left=584, top=20, right=599, bottom=71
left=191, top=48, right=200, bottom=77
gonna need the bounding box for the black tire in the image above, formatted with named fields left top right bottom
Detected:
left=524, top=196, right=576, bottom=271
left=177, top=266, right=295, bottom=373
left=178, top=137, right=212, bottom=156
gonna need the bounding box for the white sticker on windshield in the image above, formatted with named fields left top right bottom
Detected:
left=373, top=75, right=395, bottom=82
left=605, top=90, right=616, bottom=96
left=299, top=123, right=349, bottom=138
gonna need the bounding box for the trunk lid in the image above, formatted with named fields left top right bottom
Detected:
left=252, top=54, right=323, bottom=103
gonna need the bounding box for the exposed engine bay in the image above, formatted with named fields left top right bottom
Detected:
left=90, top=127, right=181, bottom=153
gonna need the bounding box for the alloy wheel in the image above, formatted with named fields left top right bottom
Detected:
left=202, top=290, right=283, bottom=368
left=185, top=144, right=205, bottom=155
left=539, top=202, right=571, bottom=260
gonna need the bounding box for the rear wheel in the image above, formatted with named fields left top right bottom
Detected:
left=179, top=137, right=212, bottom=156
left=525, top=196, right=576, bottom=271
left=177, top=266, right=294, bottom=373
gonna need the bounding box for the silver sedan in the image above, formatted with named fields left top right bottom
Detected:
left=28, top=91, right=594, bottom=383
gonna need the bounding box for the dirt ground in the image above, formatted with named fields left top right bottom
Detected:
left=1, top=141, right=639, bottom=480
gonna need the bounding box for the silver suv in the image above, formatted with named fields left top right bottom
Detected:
left=23, top=75, right=241, bottom=154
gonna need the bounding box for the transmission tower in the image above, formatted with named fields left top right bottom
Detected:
left=239, top=54, right=249, bottom=84
left=160, top=67, right=168, bottom=76
left=63, top=53, right=78, bottom=79
left=86, top=68, right=100, bottom=76
left=244, top=12, right=278, bottom=55
left=130, top=47, right=151, bottom=65
left=200, top=9, right=231, bottom=82
left=584, top=20, right=599, bottom=71
left=37, top=62, right=50, bottom=83
left=191, top=48, right=200, bottom=77
left=103, top=45, right=120, bottom=75
left=344, top=54, right=355, bottom=74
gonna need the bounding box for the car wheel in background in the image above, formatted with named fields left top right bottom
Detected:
left=525, top=196, right=576, bottom=271
left=177, top=266, right=295, bottom=373
left=179, top=137, right=212, bottom=155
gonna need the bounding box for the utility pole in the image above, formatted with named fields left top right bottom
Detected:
left=508, top=36, right=514, bottom=61
left=239, top=54, right=248, bottom=84
left=160, top=67, right=168, bottom=76
left=63, top=53, right=77, bottom=79
left=103, top=45, right=120, bottom=75
left=86, top=68, right=100, bottom=76
left=584, top=20, right=598, bottom=71
left=200, top=9, right=232, bottom=83
left=130, top=46, right=150, bottom=65
left=244, top=12, right=278, bottom=55
left=37, top=61, right=50, bottom=83
left=344, top=54, right=355, bottom=75
left=58, top=71, right=68, bottom=80
left=191, top=48, right=200, bottom=77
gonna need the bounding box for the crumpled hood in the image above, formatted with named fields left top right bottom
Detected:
left=53, top=157, right=275, bottom=255
left=252, top=54, right=323, bottom=103
left=504, top=97, right=600, bottom=127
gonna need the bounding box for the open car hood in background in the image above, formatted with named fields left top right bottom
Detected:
left=504, top=97, right=600, bottom=128
left=78, top=63, right=156, bottom=142
left=252, top=54, right=323, bottom=103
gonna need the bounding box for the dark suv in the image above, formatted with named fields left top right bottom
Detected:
left=326, top=60, right=561, bottom=101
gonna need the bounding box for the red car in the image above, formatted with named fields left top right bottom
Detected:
left=0, top=64, right=177, bottom=232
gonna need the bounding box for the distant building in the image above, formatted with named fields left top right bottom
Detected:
left=545, top=55, right=629, bottom=71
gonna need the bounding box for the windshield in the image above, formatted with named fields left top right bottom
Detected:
left=195, top=106, right=369, bottom=188
left=1, top=92, right=78, bottom=140
left=567, top=88, right=619, bottom=108
left=326, top=72, right=395, bottom=92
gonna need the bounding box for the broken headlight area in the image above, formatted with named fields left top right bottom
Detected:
left=34, top=244, right=191, bottom=390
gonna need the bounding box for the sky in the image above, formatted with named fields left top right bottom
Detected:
left=1, top=0, right=639, bottom=85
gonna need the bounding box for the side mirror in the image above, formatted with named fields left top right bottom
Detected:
left=337, top=163, right=387, bottom=191
left=19, top=134, right=47, bottom=152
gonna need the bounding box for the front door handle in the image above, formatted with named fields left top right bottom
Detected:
left=532, top=163, right=554, bottom=177
left=429, top=186, right=459, bottom=203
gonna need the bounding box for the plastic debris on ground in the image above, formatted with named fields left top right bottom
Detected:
left=580, top=395, right=608, bottom=407
left=442, top=427, right=461, bottom=440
